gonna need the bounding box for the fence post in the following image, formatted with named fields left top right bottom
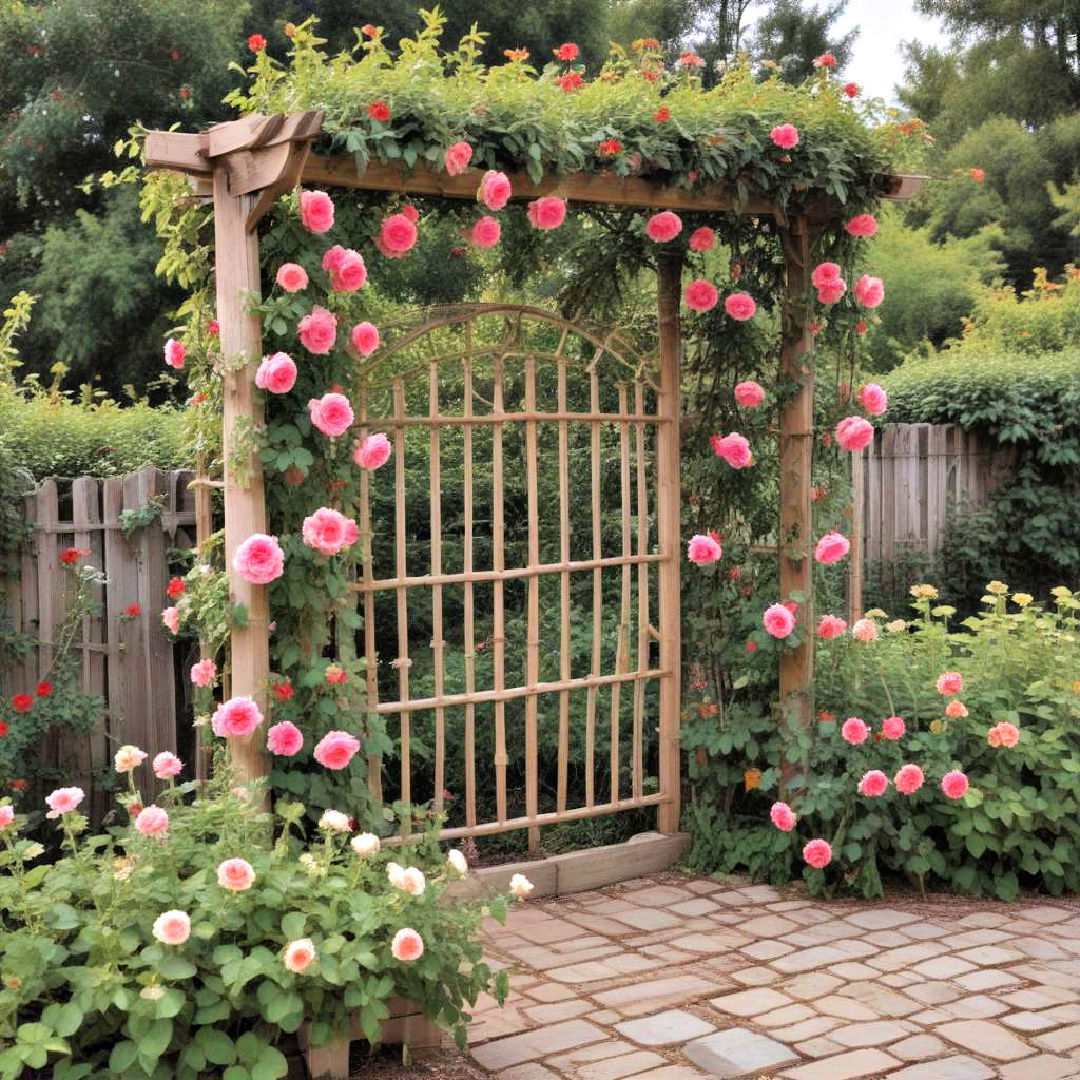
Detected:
left=848, top=448, right=865, bottom=623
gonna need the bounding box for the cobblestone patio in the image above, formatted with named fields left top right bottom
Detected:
left=467, top=872, right=1080, bottom=1080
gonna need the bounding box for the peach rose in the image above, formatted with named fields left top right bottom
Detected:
left=391, top=927, right=424, bottom=962
left=217, top=857, right=256, bottom=891
left=152, top=910, right=191, bottom=945
left=134, top=805, right=169, bottom=836
left=114, top=745, right=148, bottom=774
left=313, top=730, right=361, bottom=770
left=284, top=938, right=317, bottom=972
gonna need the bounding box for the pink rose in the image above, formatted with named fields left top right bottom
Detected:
left=479, top=170, right=512, bottom=211
left=322, top=246, right=367, bottom=291
left=854, top=274, right=885, bottom=309
left=217, top=857, right=256, bottom=891
left=816, top=279, right=847, bottom=305
left=936, top=671, right=963, bottom=695
left=814, top=532, right=850, bottom=565
left=881, top=715, right=906, bottom=740
left=0, top=805, right=15, bottom=829
left=941, top=770, right=969, bottom=799
left=444, top=140, right=473, bottom=176
left=845, top=214, right=878, bottom=238
left=946, top=699, right=968, bottom=718
left=724, top=292, right=756, bottom=321
left=275, top=263, right=309, bottom=292
left=688, top=226, right=715, bottom=252
left=267, top=721, right=304, bottom=756
left=645, top=211, right=683, bottom=243
left=234, top=533, right=285, bottom=584
left=152, top=751, right=184, bottom=779
left=297, top=306, right=338, bottom=354
left=686, top=534, right=722, bottom=565
left=212, top=695, right=264, bottom=739
left=527, top=196, right=567, bottom=230
left=817, top=614, right=847, bottom=639
left=469, top=215, right=502, bottom=248
left=302, top=507, right=360, bottom=556
left=988, top=721, right=1020, bottom=748
left=802, top=838, right=832, bottom=868
left=894, top=763, right=925, bottom=795
left=163, top=338, right=186, bottom=370
left=161, top=606, right=180, bottom=635
left=763, top=603, right=796, bottom=639
left=835, top=416, right=874, bottom=452
left=858, top=770, right=889, bottom=797
left=135, top=805, right=169, bottom=836
left=307, top=392, right=354, bottom=438
left=379, top=214, right=418, bottom=256
left=734, top=381, right=765, bottom=408
left=859, top=382, right=888, bottom=416
left=684, top=279, right=719, bottom=312
left=299, top=190, right=334, bottom=233
left=770, top=801, right=796, bottom=831
left=710, top=432, right=752, bottom=469
left=189, top=658, right=217, bottom=688
left=811, top=262, right=843, bottom=289
left=841, top=716, right=869, bottom=744
left=313, top=730, right=361, bottom=770
left=770, top=123, right=799, bottom=149
left=45, top=787, right=84, bottom=815
left=255, top=352, right=297, bottom=395
left=152, top=910, right=191, bottom=945
left=391, top=927, right=424, bottom=962
left=354, top=432, right=392, bottom=470
left=851, top=617, right=878, bottom=642
left=284, top=938, right=317, bottom=973
left=351, top=322, right=380, bottom=356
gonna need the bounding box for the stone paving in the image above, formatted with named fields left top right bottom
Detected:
left=466, top=872, right=1080, bottom=1080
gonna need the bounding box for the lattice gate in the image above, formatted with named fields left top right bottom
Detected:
left=351, top=304, right=680, bottom=847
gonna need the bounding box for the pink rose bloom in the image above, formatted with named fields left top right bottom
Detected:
left=710, top=432, right=752, bottom=469
left=211, top=695, right=264, bottom=739
left=688, top=226, right=716, bottom=252
left=945, top=699, right=968, bottom=718
left=217, top=857, right=256, bottom=891
left=299, top=190, right=334, bottom=233
left=322, top=246, right=367, bottom=291
left=851, top=617, right=878, bottom=643
left=684, top=279, right=719, bottom=312
left=469, top=215, right=502, bottom=248
left=391, top=927, right=424, bottom=962
left=841, top=716, right=869, bottom=744
left=734, top=381, right=766, bottom=408
left=646, top=211, right=683, bottom=243
left=161, top=606, right=180, bottom=635
left=988, top=721, right=1020, bottom=748
left=770, top=123, right=799, bottom=150
left=351, top=322, right=380, bottom=356
left=763, top=603, right=796, bottom=639
left=379, top=214, right=418, bottom=256
left=811, top=263, right=843, bottom=289
left=313, top=730, right=361, bottom=770
left=444, top=140, right=473, bottom=176
left=267, top=721, right=304, bottom=756
left=802, top=838, right=832, bottom=869
left=297, top=306, right=338, bottom=354
left=234, top=533, right=285, bottom=585
left=135, top=805, right=169, bottom=836
left=816, top=279, right=847, bottom=304
left=881, top=715, right=906, bottom=740
left=854, top=274, right=885, bottom=309
left=835, top=416, right=874, bottom=452
left=354, top=431, right=392, bottom=470
left=817, top=614, right=847, bottom=639
left=308, top=392, right=354, bottom=438
left=163, top=338, right=186, bottom=370
left=275, top=263, right=309, bottom=292
left=686, top=534, right=722, bottom=565
left=859, top=382, right=888, bottom=416
left=479, top=170, right=512, bottom=211
left=770, top=801, right=796, bottom=831
left=814, top=532, right=850, bottom=565
left=845, top=214, right=878, bottom=237
left=858, top=770, right=889, bottom=797
left=45, top=787, right=84, bottom=814
left=114, top=745, right=147, bottom=773
left=936, top=671, right=963, bottom=696
left=399, top=867, right=426, bottom=895
left=527, top=196, right=567, bottom=230
left=894, top=763, right=925, bottom=795
left=189, top=658, right=217, bottom=688
left=400, top=205, right=418, bottom=226
left=255, top=352, right=297, bottom=395
left=0, top=805, right=14, bottom=829
left=284, top=938, right=317, bottom=973
left=725, top=292, right=757, bottom=321
left=152, top=910, right=191, bottom=945
left=302, top=507, right=360, bottom=556
left=941, top=770, right=969, bottom=799
left=152, top=752, right=184, bottom=779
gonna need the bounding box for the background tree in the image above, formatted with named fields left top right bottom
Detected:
left=750, top=0, right=857, bottom=82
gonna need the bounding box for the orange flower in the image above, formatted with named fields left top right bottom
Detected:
left=503, top=47, right=529, bottom=62
left=744, top=769, right=761, bottom=791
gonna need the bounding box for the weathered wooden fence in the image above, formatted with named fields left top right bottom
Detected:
left=0, top=467, right=196, bottom=819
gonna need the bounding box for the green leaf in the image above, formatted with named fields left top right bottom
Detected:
left=196, top=1028, right=236, bottom=1066
left=158, top=954, right=198, bottom=980
left=281, top=911, right=306, bottom=940
left=109, top=1041, right=139, bottom=1073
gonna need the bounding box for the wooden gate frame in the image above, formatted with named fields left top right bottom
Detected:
left=145, top=111, right=921, bottom=833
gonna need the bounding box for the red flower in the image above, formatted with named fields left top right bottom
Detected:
left=207, top=320, right=220, bottom=335
left=0, top=721, right=8, bottom=738
left=36, top=681, right=52, bottom=697
left=654, top=106, right=671, bottom=123
left=555, top=71, right=584, bottom=93
left=745, top=641, right=758, bottom=653
left=679, top=52, right=704, bottom=67
left=728, top=566, right=741, bottom=581
left=555, top=42, right=579, bottom=61
left=59, top=547, right=90, bottom=565
left=843, top=82, right=859, bottom=98
left=11, top=695, right=32, bottom=714
left=855, top=320, right=868, bottom=335
left=10, top=778, right=26, bottom=790
left=361, top=24, right=379, bottom=37
left=170, top=49, right=180, bottom=61
left=597, top=138, right=623, bottom=158
left=368, top=100, right=391, bottom=122
left=178, top=87, right=191, bottom=100
left=124, top=604, right=142, bottom=618
left=247, top=34, right=267, bottom=53
left=813, top=52, right=837, bottom=68
left=166, top=576, right=185, bottom=598
left=969, top=168, right=985, bottom=183
left=272, top=681, right=294, bottom=702
left=189, top=392, right=207, bottom=406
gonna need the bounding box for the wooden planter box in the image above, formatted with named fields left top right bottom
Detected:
left=298, top=997, right=442, bottom=1079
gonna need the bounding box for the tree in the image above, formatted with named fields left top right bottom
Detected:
left=750, top=0, right=858, bottom=83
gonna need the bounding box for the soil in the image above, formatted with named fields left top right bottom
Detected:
left=348, top=1045, right=487, bottom=1080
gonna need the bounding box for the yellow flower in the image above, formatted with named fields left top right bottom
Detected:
left=986, top=580, right=1008, bottom=595
left=1051, top=585, right=1073, bottom=598
left=1072, top=680, right=1080, bottom=694
left=1011, top=593, right=1034, bottom=607
left=929, top=718, right=947, bottom=734
left=864, top=608, right=887, bottom=619
left=910, top=584, right=939, bottom=599
left=931, top=605, right=957, bottom=618
left=886, top=619, right=907, bottom=633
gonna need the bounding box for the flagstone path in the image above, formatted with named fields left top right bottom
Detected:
left=467, top=872, right=1080, bottom=1080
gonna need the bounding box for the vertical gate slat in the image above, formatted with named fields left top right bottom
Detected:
left=357, top=394, right=383, bottom=804
left=880, top=426, right=897, bottom=563
left=35, top=480, right=61, bottom=777
left=585, top=365, right=601, bottom=810
left=17, top=492, right=39, bottom=705
left=391, top=380, right=412, bottom=832
left=632, top=380, right=650, bottom=803
left=611, top=382, right=632, bottom=807
left=492, top=356, right=508, bottom=826
left=926, top=426, right=948, bottom=557
left=428, top=363, right=445, bottom=817
left=556, top=349, right=571, bottom=815
left=461, top=348, right=477, bottom=831
left=523, top=350, right=541, bottom=852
